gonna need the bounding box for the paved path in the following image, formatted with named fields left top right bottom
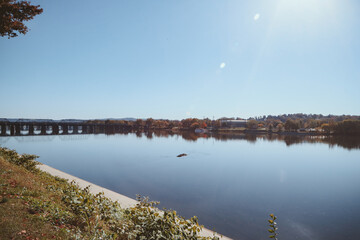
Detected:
left=38, top=164, right=233, bottom=240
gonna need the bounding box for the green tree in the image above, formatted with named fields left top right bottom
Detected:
left=284, top=119, right=299, bottom=131
left=305, top=119, right=319, bottom=128
left=0, top=0, right=43, bottom=38
left=246, top=119, right=258, bottom=129
left=333, top=120, right=360, bottom=135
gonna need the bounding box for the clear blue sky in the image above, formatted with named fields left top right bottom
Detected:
left=1, top=0, right=359, bottom=120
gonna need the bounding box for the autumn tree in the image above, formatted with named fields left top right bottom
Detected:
left=0, top=0, right=42, bottom=38
left=190, top=122, right=200, bottom=130
left=145, top=118, right=154, bottom=129
left=134, top=119, right=145, bottom=129
left=153, top=120, right=169, bottom=129
left=181, top=118, right=199, bottom=129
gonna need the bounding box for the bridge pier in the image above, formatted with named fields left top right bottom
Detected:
left=1, top=123, right=6, bottom=135
left=41, top=125, right=47, bottom=135
left=97, top=125, right=105, bottom=133
left=15, top=124, right=21, bottom=135
left=62, top=125, right=68, bottom=134
left=29, top=124, right=34, bottom=135
left=87, top=125, right=94, bottom=134
left=10, top=125, right=15, bottom=135
left=105, top=125, right=116, bottom=135
left=73, top=125, right=78, bottom=134
left=52, top=125, right=59, bottom=134
left=82, top=125, right=87, bottom=134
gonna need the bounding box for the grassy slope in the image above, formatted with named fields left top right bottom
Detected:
left=0, top=156, right=71, bottom=239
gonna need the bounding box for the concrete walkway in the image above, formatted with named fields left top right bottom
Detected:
left=37, top=164, right=232, bottom=240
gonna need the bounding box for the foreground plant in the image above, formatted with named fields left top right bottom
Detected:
left=123, top=195, right=219, bottom=240
left=0, top=147, right=39, bottom=172
left=268, top=213, right=278, bottom=239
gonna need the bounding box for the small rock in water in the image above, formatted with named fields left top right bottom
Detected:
left=177, top=153, right=187, bottom=157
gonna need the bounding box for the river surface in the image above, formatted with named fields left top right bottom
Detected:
left=1, top=132, right=360, bottom=240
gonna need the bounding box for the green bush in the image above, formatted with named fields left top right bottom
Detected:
left=0, top=147, right=39, bottom=171
left=61, top=182, right=124, bottom=234
left=123, top=195, right=219, bottom=240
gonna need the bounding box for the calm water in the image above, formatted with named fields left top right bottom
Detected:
left=1, top=132, right=360, bottom=240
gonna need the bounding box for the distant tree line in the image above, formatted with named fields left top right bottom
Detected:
left=86, top=114, right=360, bottom=135
left=250, top=113, right=360, bottom=123
left=86, top=118, right=210, bottom=131
left=247, top=115, right=360, bottom=135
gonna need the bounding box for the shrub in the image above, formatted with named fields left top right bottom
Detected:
left=0, top=147, right=39, bottom=171
left=122, top=195, right=219, bottom=240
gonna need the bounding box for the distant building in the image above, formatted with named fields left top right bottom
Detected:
left=220, top=120, right=247, bottom=128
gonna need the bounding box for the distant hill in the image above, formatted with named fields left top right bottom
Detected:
left=0, top=118, right=55, bottom=123
left=96, top=118, right=137, bottom=122
left=249, top=114, right=360, bottom=122
left=0, top=118, right=137, bottom=123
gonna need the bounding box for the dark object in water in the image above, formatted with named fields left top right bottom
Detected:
left=177, top=153, right=187, bottom=157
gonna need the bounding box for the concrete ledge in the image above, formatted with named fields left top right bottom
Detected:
left=37, top=164, right=232, bottom=240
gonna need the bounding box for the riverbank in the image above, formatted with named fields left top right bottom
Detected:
left=38, top=164, right=232, bottom=240
left=0, top=147, right=231, bottom=240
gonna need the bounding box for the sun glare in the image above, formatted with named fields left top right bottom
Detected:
left=276, top=0, right=338, bottom=20
left=273, top=0, right=341, bottom=34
